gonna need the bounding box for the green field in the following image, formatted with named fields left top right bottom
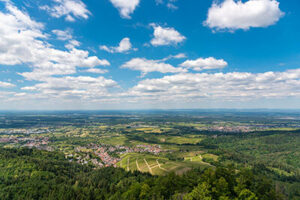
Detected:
left=159, top=135, right=203, bottom=145
left=98, top=135, right=128, bottom=146
left=184, top=153, right=217, bottom=166
left=117, top=153, right=209, bottom=175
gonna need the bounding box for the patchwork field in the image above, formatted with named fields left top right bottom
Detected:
left=117, top=153, right=209, bottom=175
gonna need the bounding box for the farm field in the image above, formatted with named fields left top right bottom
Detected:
left=117, top=153, right=209, bottom=175
left=157, top=135, right=203, bottom=145
left=98, top=135, right=128, bottom=146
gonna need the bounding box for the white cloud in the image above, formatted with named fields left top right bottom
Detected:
left=100, top=37, right=136, bottom=53
left=121, top=58, right=187, bottom=76
left=167, top=2, right=178, bottom=10
left=20, top=76, right=118, bottom=100
left=204, top=0, right=284, bottom=31
left=40, top=0, right=91, bottom=22
left=128, top=69, right=300, bottom=102
left=84, top=68, right=108, bottom=74
left=180, top=57, right=228, bottom=71
left=109, top=0, right=140, bottom=19
left=150, top=23, right=186, bottom=46
left=160, top=53, right=187, bottom=62
left=65, top=39, right=81, bottom=49
left=52, top=29, right=72, bottom=40
left=0, top=81, right=15, bottom=88
left=172, top=53, right=186, bottom=59
left=156, top=0, right=178, bottom=10
left=0, top=1, right=109, bottom=81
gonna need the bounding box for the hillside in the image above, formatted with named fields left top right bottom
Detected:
left=0, top=148, right=283, bottom=200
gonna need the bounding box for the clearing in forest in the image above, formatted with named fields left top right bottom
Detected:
left=117, top=153, right=209, bottom=175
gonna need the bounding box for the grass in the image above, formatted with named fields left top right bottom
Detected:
left=156, top=135, right=203, bottom=145
left=135, top=127, right=172, bottom=133
left=183, top=152, right=218, bottom=167
left=202, top=153, right=219, bottom=161
left=268, top=167, right=295, bottom=177
left=98, top=135, right=127, bottom=146
left=167, top=136, right=203, bottom=145
left=174, top=123, right=206, bottom=127
left=117, top=153, right=210, bottom=175
left=264, top=128, right=299, bottom=131
left=184, top=156, right=202, bottom=162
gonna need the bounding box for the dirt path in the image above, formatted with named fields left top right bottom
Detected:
left=136, top=159, right=141, bottom=171
left=144, top=158, right=153, bottom=174
left=156, top=159, right=167, bottom=171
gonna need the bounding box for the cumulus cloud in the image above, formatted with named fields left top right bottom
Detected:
left=40, top=0, right=91, bottom=22
left=52, top=29, right=72, bottom=40
left=121, top=58, right=187, bottom=76
left=159, top=53, right=187, bottom=62
left=128, top=69, right=300, bottom=102
left=110, top=0, right=140, bottom=19
left=204, top=0, right=284, bottom=31
left=100, top=37, right=136, bottom=53
left=0, top=81, right=15, bottom=88
left=65, top=39, right=81, bottom=49
left=150, top=23, right=186, bottom=46
left=180, top=57, right=228, bottom=71
left=84, top=68, right=108, bottom=74
left=21, top=76, right=117, bottom=98
left=0, top=1, right=109, bottom=81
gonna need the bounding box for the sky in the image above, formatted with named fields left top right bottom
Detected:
left=0, top=0, right=300, bottom=110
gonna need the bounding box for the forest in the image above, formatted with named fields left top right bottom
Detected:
left=0, top=148, right=284, bottom=200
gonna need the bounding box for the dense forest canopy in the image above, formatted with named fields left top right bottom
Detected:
left=0, top=148, right=284, bottom=200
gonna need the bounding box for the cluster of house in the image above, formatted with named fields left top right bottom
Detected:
left=72, top=143, right=163, bottom=168
left=73, top=144, right=120, bottom=167
left=133, top=144, right=162, bottom=154
left=0, top=138, right=11, bottom=143
left=0, top=136, right=53, bottom=151
left=0, top=136, right=49, bottom=146
left=0, top=128, right=52, bottom=135
left=208, top=126, right=251, bottom=133
left=110, top=144, right=162, bottom=155
left=94, top=147, right=120, bottom=167
left=67, top=153, right=104, bottom=168
left=22, top=137, right=50, bottom=148
left=195, top=125, right=252, bottom=133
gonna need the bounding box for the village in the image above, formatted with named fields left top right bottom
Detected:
left=0, top=136, right=52, bottom=150
left=0, top=128, right=53, bottom=135
left=72, top=143, right=163, bottom=168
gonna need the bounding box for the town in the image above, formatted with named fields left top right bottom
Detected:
left=72, top=143, right=163, bottom=167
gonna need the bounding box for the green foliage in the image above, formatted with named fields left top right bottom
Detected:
left=184, top=182, right=212, bottom=200
left=0, top=148, right=283, bottom=200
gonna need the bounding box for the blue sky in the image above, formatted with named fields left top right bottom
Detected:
left=0, top=0, right=300, bottom=110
